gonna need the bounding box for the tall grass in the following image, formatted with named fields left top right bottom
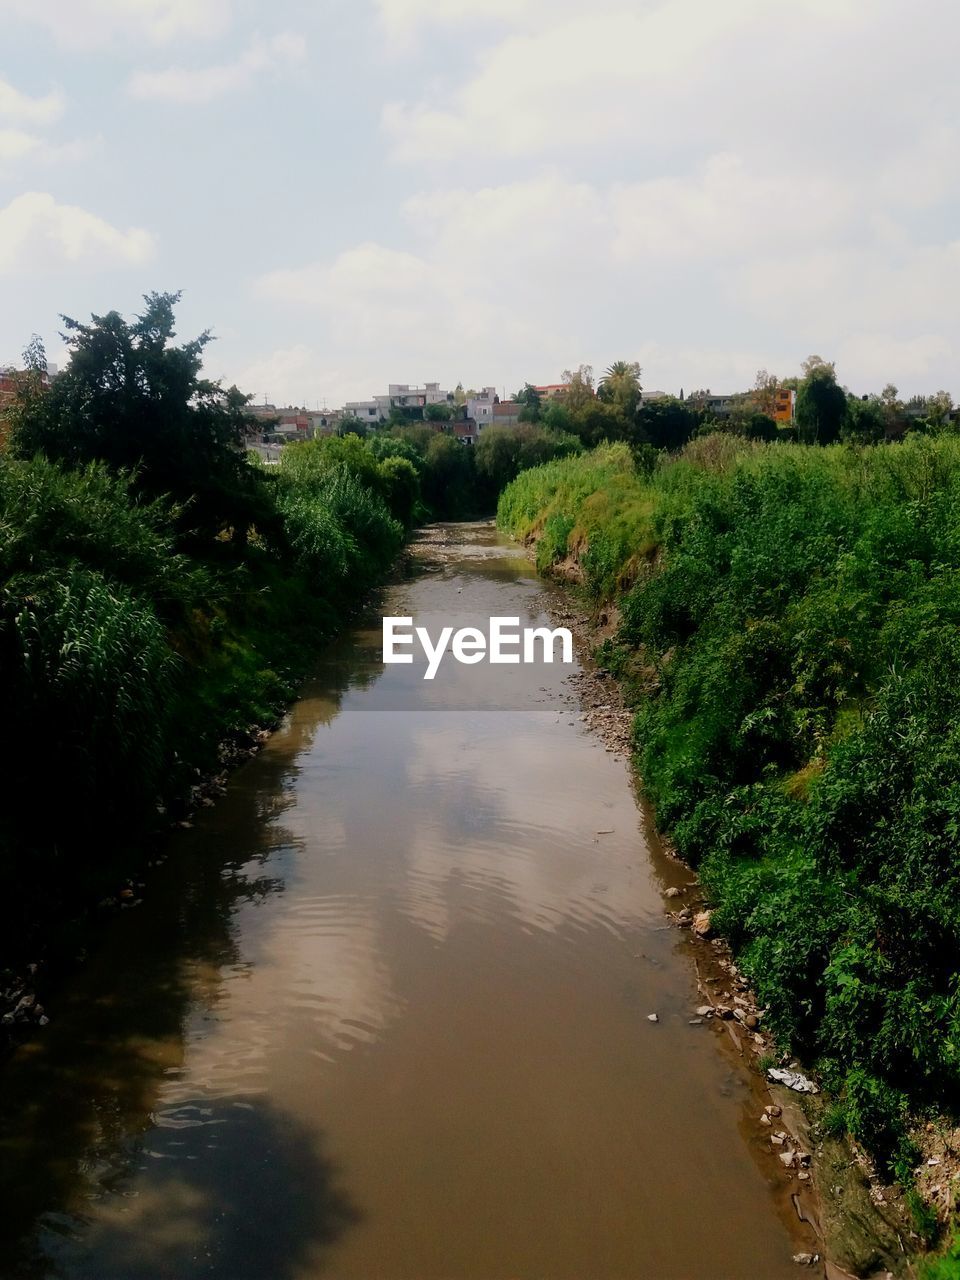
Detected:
left=499, top=434, right=960, bottom=1168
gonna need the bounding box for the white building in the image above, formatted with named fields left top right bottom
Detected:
left=375, top=382, right=455, bottom=419
left=343, top=400, right=382, bottom=423
left=466, top=386, right=498, bottom=432
left=343, top=383, right=456, bottom=423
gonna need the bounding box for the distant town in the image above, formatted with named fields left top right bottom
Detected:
left=4, top=362, right=955, bottom=462
left=243, top=378, right=799, bottom=453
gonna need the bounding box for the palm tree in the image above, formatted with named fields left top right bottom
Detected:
left=598, top=361, right=642, bottom=413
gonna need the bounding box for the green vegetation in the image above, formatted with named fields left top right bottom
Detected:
left=510, top=358, right=955, bottom=454
left=922, top=1231, right=960, bottom=1278
left=0, top=295, right=408, bottom=958
left=500, top=435, right=960, bottom=1174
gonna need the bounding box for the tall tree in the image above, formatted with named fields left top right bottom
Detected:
left=926, top=390, right=955, bottom=430
left=514, top=383, right=542, bottom=422
left=560, top=365, right=595, bottom=414
left=12, top=292, right=271, bottom=544
left=752, top=369, right=781, bottom=418
left=598, top=361, right=642, bottom=416
left=635, top=396, right=698, bottom=450
left=796, top=358, right=847, bottom=444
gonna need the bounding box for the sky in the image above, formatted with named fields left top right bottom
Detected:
left=0, top=0, right=958, bottom=408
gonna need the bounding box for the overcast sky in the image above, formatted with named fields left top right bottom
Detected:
left=0, top=0, right=957, bottom=407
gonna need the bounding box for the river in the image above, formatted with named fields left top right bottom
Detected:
left=0, top=523, right=812, bottom=1279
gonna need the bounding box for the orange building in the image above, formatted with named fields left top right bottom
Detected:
left=769, top=386, right=796, bottom=423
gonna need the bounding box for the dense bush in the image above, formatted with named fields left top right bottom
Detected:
left=499, top=434, right=960, bottom=1167
left=0, top=299, right=413, bottom=957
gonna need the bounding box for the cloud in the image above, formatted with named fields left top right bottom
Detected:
left=381, top=0, right=954, bottom=164
left=0, top=130, right=100, bottom=177
left=247, top=144, right=960, bottom=406
left=0, top=76, right=64, bottom=126
left=376, top=0, right=532, bottom=38
left=0, top=192, right=156, bottom=274
left=127, top=32, right=306, bottom=104
left=1, top=0, right=233, bottom=47
left=0, top=129, right=43, bottom=164
left=376, top=0, right=641, bottom=37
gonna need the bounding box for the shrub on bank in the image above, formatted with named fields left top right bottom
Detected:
left=498, top=434, right=960, bottom=1168
left=0, top=298, right=413, bottom=958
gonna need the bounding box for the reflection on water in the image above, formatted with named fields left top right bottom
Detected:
left=1, top=523, right=806, bottom=1279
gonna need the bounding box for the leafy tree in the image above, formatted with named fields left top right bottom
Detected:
left=475, top=427, right=522, bottom=497
left=280, top=433, right=384, bottom=497
left=879, top=383, right=907, bottom=438
left=541, top=400, right=572, bottom=433
left=752, top=369, right=782, bottom=418
left=926, top=390, right=954, bottom=430
left=368, top=434, right=425, bottom=474
left=422, top=433, right=475, bottom=517
left=378, top=455, right=421, bottom=526
left=515, top=383, right=542, bottom=422
left=636, top=396, right=698, bottom=450
left=570, top=400, right=629, bottom=448
left=801, top=354, right=836, bottom=379
left=517, top=424, right=581, bottom=469
left=425, top=402, right=453, bottom=422
left=560, top=364, right=596, bottom=413
left=12, top=292, right=269, bottom=544
left=796, top=359, right=847, bottom=444
left=22, top=333, right=47, bottom=374
left=475, top=424, right=582, bottom=506
left=735, top=412, right=779, bottom=442
left=843, top=396, right=885, bottom=444
left=337, top=414, right=367, bottom=438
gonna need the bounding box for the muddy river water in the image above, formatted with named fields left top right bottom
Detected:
left=0, top=524, right=811, bottom=1279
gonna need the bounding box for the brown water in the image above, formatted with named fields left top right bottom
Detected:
left=0, top=523, right=809, bottom=1279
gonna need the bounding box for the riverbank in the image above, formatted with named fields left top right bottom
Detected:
left=530, top=569, right=914, bottom=1279
left=498, top=438, right=960, bottom=1275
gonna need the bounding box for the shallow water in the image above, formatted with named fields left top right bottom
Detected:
left=0, top=523, right=809, bottom=1279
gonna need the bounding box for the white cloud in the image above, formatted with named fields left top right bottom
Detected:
left=127, top=32, right=306, bottom=104
left=0, top=0, right=232, bottom=47
left=376, top=0, right=658, bottom=37
left=837, top=334, right=953, bottom=390
left=0, top=76, right=64, bottom=126
left=0, top=130, right=100, bottom=176
left=0, top=192, right=156, bottom=274
left=248, top=147, right=960, bottom=405
left=0, top=129, right=43, bottom=164
left=381, top=0, right=954, bottom=164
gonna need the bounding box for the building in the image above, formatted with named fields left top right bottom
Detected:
left=246, top=402, right=340, bottom=441
left=342, top=382, right=457, bottom=424
left=0, top=370, right=19, bottom=412
left=492, top=401, right=521, bottom=427
left=466, top=386, right=498, bottom=431
left=376, top=382, right=455, bottom=420
left=534, top=383, right=567, bottom=401
left=454, top=421, right=478, bottom=446
left=1, top=365, right=51, bottom=417
left=769, top=387, right=796, bottom=424
left=343, top=400, right=382, bottom=423
left=684, top=387, right=796, bottom=422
